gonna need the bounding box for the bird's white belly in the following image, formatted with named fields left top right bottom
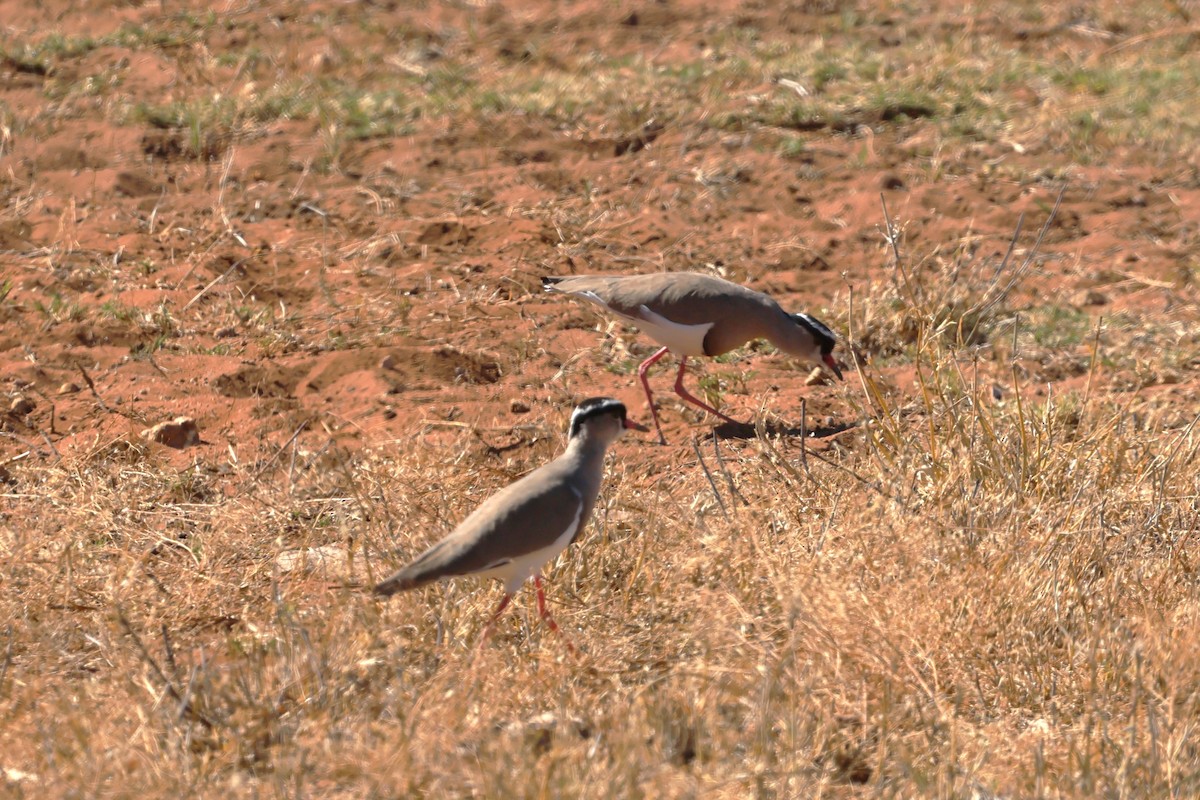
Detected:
left=629, top=305, right=713, bottom=357
left=565, top=289, right=713, bottom=357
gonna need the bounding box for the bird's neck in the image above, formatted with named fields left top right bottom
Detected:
left=562, top=434, right=610, bottom=501
left=564, top=432, right=612, bottom=465
left=764, top=307, right=813, bottom=358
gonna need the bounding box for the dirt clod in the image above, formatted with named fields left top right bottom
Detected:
left=805, top=368, right=829, bottom=386
left=9, top=396, right=34, bottom=416
left=141, top=416, right=201, bottom=449
left=1073, top=289, right=1109, bottom=307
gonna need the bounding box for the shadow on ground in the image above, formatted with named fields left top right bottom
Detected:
left=711, top=418, right=859, bottom=441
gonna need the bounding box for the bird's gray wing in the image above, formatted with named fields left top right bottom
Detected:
left=373, top=470, right=585, bottom=595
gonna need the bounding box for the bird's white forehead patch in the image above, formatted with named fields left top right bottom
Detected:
left=573, top=398, right=623, bottom=419
left=794, top=313, right=835, bottom=341
left=570, top=398, right=626, bottom=436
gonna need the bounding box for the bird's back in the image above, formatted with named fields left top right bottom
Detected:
left=544, top=272, right=782, bottom=355
left=374, top=456, right=592, bottom=595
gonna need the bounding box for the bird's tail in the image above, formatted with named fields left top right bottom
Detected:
left=373, top=568, right=423, bottom=597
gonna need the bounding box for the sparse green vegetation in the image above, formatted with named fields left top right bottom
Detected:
left=1029, top=305, right=1094, bottom=348
left=31, top=291, right=85, bottom=323
left=99, top=299, right=136, bottom=321
left=2, top=1, right=1199, bottom=797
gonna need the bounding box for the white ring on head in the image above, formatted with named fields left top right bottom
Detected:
left=569, top=397, right=627, bottom=438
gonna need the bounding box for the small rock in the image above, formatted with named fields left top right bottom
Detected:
left=1073, top=289, right=1108, bottom=307
left=140, top=416, right=201, bottom=449
left=9, top=396, right=34, bottom=416
left=804, top=367, right=829, bottom=386
left=214, top=326, right=238, bottom=338
left=58, top=382, right=80, bottom=395
left=511, top=399, right=531, bottom=414
left=380, top=354, right=397, bottom=371
left=382, top=406, right=397, bottom=420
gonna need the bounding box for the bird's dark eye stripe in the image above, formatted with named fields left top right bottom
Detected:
left=570, top=397, right=627, bottom=437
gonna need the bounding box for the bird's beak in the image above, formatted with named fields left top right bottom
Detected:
left=623, top=418, right=650, bottom=432
left=823, top=353, right=844, bottom=381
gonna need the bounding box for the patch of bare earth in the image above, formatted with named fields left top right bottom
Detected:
left=1, top=0, right=1198, bottom=796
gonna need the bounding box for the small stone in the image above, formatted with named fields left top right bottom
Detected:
left=58, top=382, right=80, bottom=395
left=804, top=367, right=829, bottom=386
left=140, top=416, right=201, bottom=449
left=1073, top=289, right=1108, bottom=307
left=511, top=399, right=531, bottom=414
left=214, top=326, right=238, bottom=338
left=380, top=354, right=397, bottom=371
left=382, top=406, right=397, bottom=420
left=9, top=396, right=34, bottom=416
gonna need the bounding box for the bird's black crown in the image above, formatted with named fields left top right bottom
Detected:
left=569, top=397, right=628, bottom=438
left=790, top=313, right=837, bottom=355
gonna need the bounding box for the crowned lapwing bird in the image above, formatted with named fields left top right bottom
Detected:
left=542, top=272, right=842, bottom=444
left=374, top=398, right=647, bottom=647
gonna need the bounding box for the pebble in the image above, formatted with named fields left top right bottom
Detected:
left=140, top=416, right=201, bottom=449
left=804, top=367, right=829, bottom=386
left=1073, top=289, right=1108, bottom=307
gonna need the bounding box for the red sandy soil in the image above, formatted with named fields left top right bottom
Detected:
left=2, top=0, right=1197, bottom=477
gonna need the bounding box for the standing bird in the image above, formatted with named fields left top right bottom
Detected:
left=374, top=397, right=647, bottom=647
left=542, top=272, right=843, bottom=444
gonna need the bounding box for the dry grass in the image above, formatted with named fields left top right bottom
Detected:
left=4, top=232, right=1199, bottom=795
left=4, top=1, right=1200, bottom=797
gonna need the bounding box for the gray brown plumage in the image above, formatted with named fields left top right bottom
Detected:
left=374, top=397, right=646, bottom=644
left=542, top=272, right=842, bottom=443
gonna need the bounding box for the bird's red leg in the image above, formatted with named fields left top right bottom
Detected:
left=637, top=346, right=671, bottom=444
left=477, top=592, right=513, bottom=647
left=535, top=575, right=577, bottom=653
left=672, top=357, right=740, bottom=424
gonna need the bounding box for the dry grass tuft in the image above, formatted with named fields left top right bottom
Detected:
left=4, top=241, right=1199, bottom=794
left=3, top=1, right=1200, bottom=796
